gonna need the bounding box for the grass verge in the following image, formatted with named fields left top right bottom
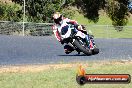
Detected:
left=87, top=26, right=132, bottom=38
left=72, top=8, right=132, bottom=26
left=72, top=9, right=132, bottom=38
left=0, top=60, right=132, bottom=88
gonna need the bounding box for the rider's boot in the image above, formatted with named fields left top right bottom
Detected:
left=64, top=44, right=74, bottom=54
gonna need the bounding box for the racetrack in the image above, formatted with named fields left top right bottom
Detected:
left=0, top=35, right=132, bottom=65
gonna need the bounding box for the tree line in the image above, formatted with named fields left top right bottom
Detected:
left=0, top=0, right=131, bottom=27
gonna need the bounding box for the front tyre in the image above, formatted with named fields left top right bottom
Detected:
left=92, top=48, right=99, bottom=55
left=73, top=39, right=92, bottom=56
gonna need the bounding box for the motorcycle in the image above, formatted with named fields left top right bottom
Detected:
left=60, top=24, right=99, bottom=56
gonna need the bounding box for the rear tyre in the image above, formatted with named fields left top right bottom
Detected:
left=73, top=39, right=92, bottom=56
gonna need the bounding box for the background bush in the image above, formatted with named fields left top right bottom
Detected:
left=0, top=2, right=22, bottom=21
left=0, top=0, right=131, bottom=28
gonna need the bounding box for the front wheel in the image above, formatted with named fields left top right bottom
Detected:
left=92, top=48, right=99, bottom=55
left=73, top=39, right=92, bottom=56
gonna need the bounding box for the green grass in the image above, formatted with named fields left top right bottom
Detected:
left=87, top=26, right=132, bottom=38
left=72, top=9, right=132, bottom=26
left=73, top=11, right=112, bottom=25
left=72, top=9, right=132, bottom=38
left=0, top=61, right=132, bottom=88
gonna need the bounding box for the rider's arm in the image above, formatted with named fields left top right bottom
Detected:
left=52, top=25, right=62, bottom=42
left=66, top=18, right=78, bottom=26
left=66, top=18, right=84, bottom=31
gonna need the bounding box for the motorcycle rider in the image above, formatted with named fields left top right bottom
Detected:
left=52, top=12, right=94, bottom=54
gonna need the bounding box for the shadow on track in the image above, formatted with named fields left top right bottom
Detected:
left=58, top=54, right=88, bottom=56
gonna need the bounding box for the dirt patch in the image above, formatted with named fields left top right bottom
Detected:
left=91, top=60, right=132, bottom=68
left=0, top=64, right=77, bottom=73
left=0, top=60, right=132, bottom=73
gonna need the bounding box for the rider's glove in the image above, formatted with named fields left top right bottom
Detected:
left=60, top=40, right=64, bottom=45
left=78, top=25, right=83, bottom=31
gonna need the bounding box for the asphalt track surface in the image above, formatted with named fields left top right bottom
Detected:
left=0, top=35, right=132, bottom=65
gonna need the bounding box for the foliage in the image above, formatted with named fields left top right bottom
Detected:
left=11, top=0, right=75, bottom=23
left=1, top=0, right=131, bottom=28
left=105, top=0, right=129, bottom=31
left=0, top=3, right=23, bottom=21
left=75, top=0, right=130, bottom=29
left=75, top=0, right=106, bottom=23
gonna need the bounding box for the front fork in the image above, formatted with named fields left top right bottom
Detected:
left=75, top=30, right=95, bottom=49
left=85, top=35, right=90, bottom=49
left=85, top=34, right=95, bottom=49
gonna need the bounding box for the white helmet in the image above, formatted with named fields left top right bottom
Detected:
left=53, top=12, right=63, bottom=24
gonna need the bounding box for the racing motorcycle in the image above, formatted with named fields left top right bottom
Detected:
left=61, top=24, right=99, bottom=56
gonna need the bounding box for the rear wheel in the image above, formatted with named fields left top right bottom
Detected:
left=73, top=39, right=92, bottom=56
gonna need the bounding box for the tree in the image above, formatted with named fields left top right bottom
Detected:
left=106, top=0, right=129, bottom=31
left=0, top=2, right=23, bottom=21
left=12, top=0, right=75, bottom=23
left=75, top=0, right=130, bottom=30
left=11, top=0, right=130, bottom=28
left=75, top=0, right=106, bottom=23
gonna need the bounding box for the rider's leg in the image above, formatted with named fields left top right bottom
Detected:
left=89, top=35, right=96, bottom=47
left=85, top=34, right=90, bottom=49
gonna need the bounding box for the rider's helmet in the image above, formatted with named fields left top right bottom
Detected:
left=52, top=12, right=63, bottom=24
